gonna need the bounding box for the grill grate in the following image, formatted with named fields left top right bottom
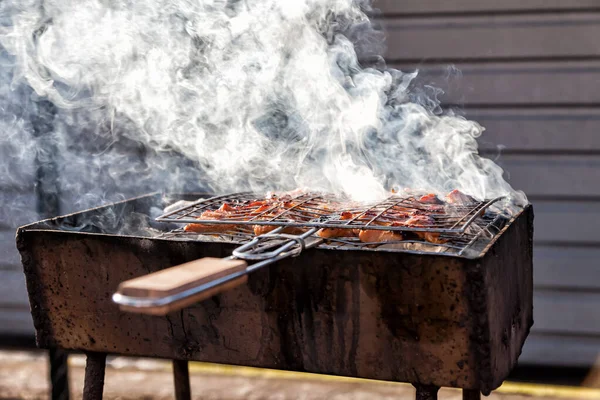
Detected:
left=321, top=212, right=507, bottom=256
left=157, top=192, right=504, bottom=234
left=157, top=212, right=506, bottom=257
left=156, top=192, right=509, bottom=256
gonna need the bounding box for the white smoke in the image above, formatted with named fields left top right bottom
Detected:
left=0, top=0, right=526, bottom=214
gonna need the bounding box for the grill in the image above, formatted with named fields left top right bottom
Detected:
left=16, top=193, right=534, bottom=400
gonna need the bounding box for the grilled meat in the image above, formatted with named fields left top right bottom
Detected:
left=184, top=222, right=232, bottom=233
left=182, top=189, right=477, bottom=245
left=404, top=215, right=434, bottom=226
left=183, top=205, right=237, bottom=233
left=316, top=211, right=356, bottom=239
left=316, top=228, right=356, bottom=238
left=355, top=215, right=409, bottom=243
left=358, top=229, right=403, bottom=243
left=185, top=196, right=293, bottom=233
left=315, top=211, right=407, bottom=243
left=253, top=225, right=306, bottom=236
left=445, top=189, right=475, bottom=205
left=419, top=193, right=443, bottom=205
left=404, top=215, right=445, bottom=244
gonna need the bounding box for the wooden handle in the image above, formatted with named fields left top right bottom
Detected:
left=116, top=257, right=247, bottom=315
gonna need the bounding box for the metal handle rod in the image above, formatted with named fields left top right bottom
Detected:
left=173, top=360, right=191, bottom=400
left=82, top=353, right=107, bottom=400
left=232, top=227, right=319, bottom=261
left=112, top=230, right=323, bottom=309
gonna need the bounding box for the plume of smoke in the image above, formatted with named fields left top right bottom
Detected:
left=0, top=0, right=526, bottom=224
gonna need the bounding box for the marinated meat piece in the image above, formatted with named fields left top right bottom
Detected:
left=247, top=200, right=269, bottom=207
left=253, top=225, right=278, bottom=236
left=419, top=193, right=443, bottom=205
left=358, top=229, right=402, bottom=243
left=184, top=196, right=289, bottom=233
left=253, top=225, right=306, bottom=236
left=218, top=203, right=234, bottom=212
left=381, top=211, right=412, bottom=222
left=422, top=232, right=446, bottom=244
left=183, top=222, right=233, bottom=233
left=445, top=189, right=475, bottom=204
left=356, top=217, right=405, bottom=243
left=250, top=202, right=306, bottom=235
left=184, top=208, right=236, bottom=233
left=404, top=215, right=445, bottom=244
left=316, top=211, right=357, bottom=239
left=250, top=204, right=274, bottom=214
left=404, top=215, right=434, bottom=226
left=317, top=227, right=356, bottom=239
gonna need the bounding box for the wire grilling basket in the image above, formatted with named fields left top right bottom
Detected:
left=157, top=191, right=504, bottom=233
left=156, top=191, right=508, bottom=256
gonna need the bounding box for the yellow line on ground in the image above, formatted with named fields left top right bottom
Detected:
left=186, top=362, right=600, bottom=398
left=188, top=362, right=401, bottom=385
left=496, top=382, right=600, bottom=400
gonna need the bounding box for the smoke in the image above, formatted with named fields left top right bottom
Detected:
left=0, top=0, right=526, bottom=222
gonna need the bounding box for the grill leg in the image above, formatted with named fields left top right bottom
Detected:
left=49, top=347, right=70, bottom=400
left=82, top=352, right=106, bottom=400
left=173, top=360, right=192, bottom=400
left=463, top=389, right=481, bottom=400
left=413, top=384, right=439, bottom=400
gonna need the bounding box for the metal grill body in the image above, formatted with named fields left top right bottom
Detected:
left=16, top=193, right=533, bottom=396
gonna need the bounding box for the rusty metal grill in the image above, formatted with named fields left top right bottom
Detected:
left=16, top=192, right=534, bottom=399
left=157, top=191, right=504, bottom=234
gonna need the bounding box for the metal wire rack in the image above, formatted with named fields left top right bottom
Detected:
left=322, top=212, right=507, bottom=256
left=157, top=211, right=507, bottom=257
left=156, top=192, right=509, bottom=257
left=157, top=192, right=504, bottom=234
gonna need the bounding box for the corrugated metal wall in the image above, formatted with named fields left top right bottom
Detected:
left=0, top=52, right=36, bottom=336
left=375, top=0, right=600, bottom=366
left=0, top=192, right=35, bottom=336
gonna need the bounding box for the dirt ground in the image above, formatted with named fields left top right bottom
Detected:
left=0, top=350, right=598, bottom=400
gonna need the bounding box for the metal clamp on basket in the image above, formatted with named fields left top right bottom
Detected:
left=232, top=227, right=316, bottom=260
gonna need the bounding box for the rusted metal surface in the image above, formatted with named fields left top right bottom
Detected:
left=48, top=347, right=70, bottom=400
left=413, top=384, right=439, bottom=400
left=173, top=360, right=191, bottom=400
left=463, top=389, right=481, bottom=400
left=16, top=194, right=534, bottom=395
left=82, top=352, right=106, bottom=400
